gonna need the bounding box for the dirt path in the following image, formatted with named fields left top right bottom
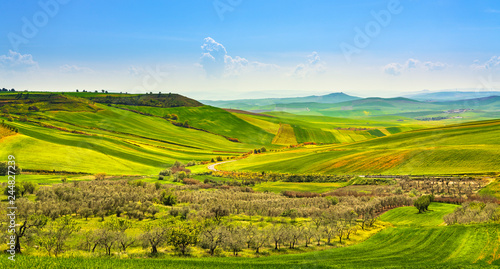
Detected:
left=207, top=160, right=236, bottom=172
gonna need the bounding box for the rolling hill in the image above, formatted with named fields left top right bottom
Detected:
left=0, top=92, right=276, bottom=174
left=220, top=119, right=500, bottom=175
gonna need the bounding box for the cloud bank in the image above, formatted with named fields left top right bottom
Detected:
left=384, top=58, right=448, bottom=76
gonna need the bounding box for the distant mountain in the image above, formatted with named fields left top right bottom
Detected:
left=406, top=91, right=500, bottom=102
left=201, top=92, right=360, bottom=110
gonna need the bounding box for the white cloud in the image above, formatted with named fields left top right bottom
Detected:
left=292, top=51, right=326, bottom=78
left=0, top=50, right=38, bottom=72
left=384, top=58, right=448, bottom=76
left=200, top=37, right=227, bottom=77
left=470, top=56, right=500, bottom=70
left=383, top=63, right=404, bottom=76
left=199, top=37, right=277, bottom=78
left=59, top=64, right=93, bottom=73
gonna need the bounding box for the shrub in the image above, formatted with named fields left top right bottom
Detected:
left=159, top=169, right=172, bottom=176
left=94, top=173, right=106, bottom=181
left=0, top=162, right=7, bottom=176
left=162, top=193, right=177, bottom=206
left=174, top=171, right=187, bottom=181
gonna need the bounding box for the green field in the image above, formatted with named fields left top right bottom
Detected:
left=0, top=94, right=272, bottom=174
left=379, top=202, right=460, bottom=227
left=252, top=181, right=346, bottom=193
left=221, top=119, right=500, bottom=175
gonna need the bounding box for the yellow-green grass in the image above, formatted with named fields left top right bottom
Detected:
left=5, top=214, right=500, bottom=267
left=117, top=105, right=275, bottom=145
left=479, top=178, right=500, bottom=199
left=0, top=105, right=264, bottom=174
left=222, top=119, right=500, bottom=175
left=231, top=113, right=281, bottom=135
left=252, top=181, right=346, bottom=193
left=0, top=174, right=94, bottom=185
left=272, top=124, right=297, bottom=145
left=379, top=202, right=460, bottom=227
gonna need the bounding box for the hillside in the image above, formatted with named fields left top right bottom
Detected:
left=0, top=92, right=273, bottom=174
left=220, top=119, right=500, bottom=175
left=70, top=92, right=203, bottom=107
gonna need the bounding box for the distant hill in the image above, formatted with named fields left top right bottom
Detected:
left=406, top=91, right=500, bottom=101
left=201, top=92, right=360, bottom=110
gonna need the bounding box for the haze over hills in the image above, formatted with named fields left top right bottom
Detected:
left=201, top=92, right=360, bottom=110
left=405, top=90, right=500, bottom=102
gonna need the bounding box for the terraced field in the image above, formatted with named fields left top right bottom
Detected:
left=4, top=203, right=498, bottom=268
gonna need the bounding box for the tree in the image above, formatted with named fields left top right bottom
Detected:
left=116, top=232, right=135, bottom=252
left=251, top=229, right=268, bottom=254
left=162, top=192, right=177, bottom=206
left=224, top=226, right=246, bottom=256
left=302, top=224, right=315, bottom=247
left=268, top=224, right=285, bottom=250
left=79, top=207, right=93, bottom=220
left=210, top=205, right=230, bottom=223
left=21, top=181, right=39, bottom=195
left=414, top=195, right=432, bottom=213
left=8, top=198, right=49, bottom=254
left=95, top=227, right=118, bottom=255
left=199, top=221, right=228, bottom=256
left=140, top=219, right=172, bottom=254
left=4, top=184, right=24, bottom=197
left=169, top=221, right=199, bottom=255
left=38, top=216, right=80, bottom=257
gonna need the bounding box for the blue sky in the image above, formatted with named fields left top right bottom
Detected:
left=0, top=0, right=499, bottom=99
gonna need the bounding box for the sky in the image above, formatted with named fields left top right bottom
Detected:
left=0, top=0, right=499, bottom=100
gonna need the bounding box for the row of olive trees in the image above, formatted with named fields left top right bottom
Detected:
left=444, top=202, right=499, bottom=225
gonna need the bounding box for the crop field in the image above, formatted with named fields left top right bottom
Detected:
left=221, top=119, right=500, bottom=175
left=116, top=105, right=275, bottom=145
left=272, top=124, right=298, bottom=145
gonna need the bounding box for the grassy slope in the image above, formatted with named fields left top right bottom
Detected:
left=272, top=124, right=297, bottom=145
left=232, top=111, right=433, bottom=145
left=117, top=105, right=275, bottom=145
left=6, top=203, right=499, bottom=268
left=0, top=102, right=266, bottom=174
left=221, top=119, right=500, bottom=175
left=379, top=202, right=460, bottom=227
